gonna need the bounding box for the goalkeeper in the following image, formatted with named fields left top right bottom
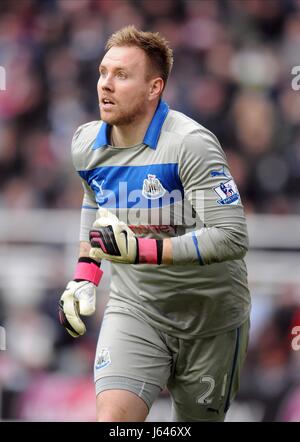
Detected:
left=59, top=25, right=251, bottom=422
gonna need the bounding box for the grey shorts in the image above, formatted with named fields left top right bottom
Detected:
left=94, top=305, right=250, bottom=422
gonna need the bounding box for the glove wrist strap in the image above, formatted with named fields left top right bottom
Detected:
left=136, top=238, right=163, bottom=265
left=74, top=257, right=103, bottom=286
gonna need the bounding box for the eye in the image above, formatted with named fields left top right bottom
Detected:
left=117, top=71, right=127, bottom=79
left=99, top=69, right=107, bottom=77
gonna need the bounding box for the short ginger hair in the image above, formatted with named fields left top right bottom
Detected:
left=105, top=25, right=174, bottom=89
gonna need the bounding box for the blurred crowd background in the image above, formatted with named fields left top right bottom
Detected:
left=1, top=0, right=300, bottom=421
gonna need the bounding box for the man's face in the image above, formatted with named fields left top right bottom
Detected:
left=98, top=45, right=153, bottom=126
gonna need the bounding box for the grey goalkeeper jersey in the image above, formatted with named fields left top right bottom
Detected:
left=72, top=100, right=250, bottom=338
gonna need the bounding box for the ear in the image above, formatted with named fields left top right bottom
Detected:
left=149, top=77, right=164, bottom=101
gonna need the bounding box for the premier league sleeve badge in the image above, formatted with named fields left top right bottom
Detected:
left=213, top=179, right=240, bottom=205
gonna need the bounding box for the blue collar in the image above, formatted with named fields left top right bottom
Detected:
left=92, top=99, right=169, bottom=150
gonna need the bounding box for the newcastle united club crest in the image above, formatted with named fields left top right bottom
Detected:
left=142, top=174, right=166, bottom=199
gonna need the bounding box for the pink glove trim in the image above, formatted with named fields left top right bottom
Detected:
left=89, top=232, right=108, bottom=252
left=74, top=262, right=103, bottom=286
left=137, top=238, right=158, bottom=264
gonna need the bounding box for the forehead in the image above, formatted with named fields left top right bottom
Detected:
left=100, top=46, right=148, bottom=70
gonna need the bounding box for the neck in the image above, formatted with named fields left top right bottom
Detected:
left=111, top=103, right=158, bottom=147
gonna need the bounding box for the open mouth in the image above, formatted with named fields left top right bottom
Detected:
left=102, top=98, right=115, bottom=105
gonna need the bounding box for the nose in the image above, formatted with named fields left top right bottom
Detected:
left=99, top=73, right=114, bottom=92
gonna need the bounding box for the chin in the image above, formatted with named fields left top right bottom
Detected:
left=100, top=111, right=115, bottom=124
left=100, top=108, right=136, bottom=126
left=101, top=114, right=126, bottom=127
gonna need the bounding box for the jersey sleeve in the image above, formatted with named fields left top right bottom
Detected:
left=79, top=181, right=98, bottom=242
left=71, top=124, right=98, bottom=242
left=171, top=132, right=249, bottom=265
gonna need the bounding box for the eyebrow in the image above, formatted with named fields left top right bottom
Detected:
left=99, top=64, right=128, bottom=71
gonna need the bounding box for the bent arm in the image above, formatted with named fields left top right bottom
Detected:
left=163, top=133, right=249, bottom=265
left=78, top=181, right=98, bottom=258
left=79, top=240, right=92, bottom=258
